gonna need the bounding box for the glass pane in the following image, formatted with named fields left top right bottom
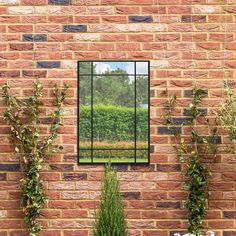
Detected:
left=79, top=150, right=92, bottom=163
left=79, top=62, right=92, bottom=75
left=136, top=150, right=149, bottom=163
left=94, top=62, right=134, bottom=75
left=136, top=62, right=149, bottom=75
left=79, top=75, right=92, bottom=149
left=136, top=76, right=149, bottom=150
left=93, top=74, right=135, bottom=149
left=93, top=150, right=135, bottom=163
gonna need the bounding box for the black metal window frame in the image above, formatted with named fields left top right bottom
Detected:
left=77, top=60, right=150, bottom=164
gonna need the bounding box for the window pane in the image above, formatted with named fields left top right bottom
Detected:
left=93, top=74, right=135, bottom=149
left=94, top=62, right=134, bottom=75
left=136, top=62, right=149, bottom=75
left=136, top=150, right=149, bottom=163
left=79, top=150, right=92, bottom=163
left=79, top=75, right=92, bottom=149
left=93, top=150, right=135, bottom=163
left=79, top=62, right=92, bottom=75
left=136, top=76, right=149, bottom=150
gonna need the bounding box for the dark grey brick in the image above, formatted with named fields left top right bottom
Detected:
left=63, top=173, right=87, bottom=180
left=111, top=164, right=128, bottom=172
left=37, top=61, right=61, bottom=69
left=172, top=117, right=193, bottom=125
left=156, top=201, right=181, bottom=209
left=50, top=164, right=73, bottom=171
left=158, top=127, right=181, bottom=135
left=121, top=192, right=141, bottom=200
left=0, top=164, right=20, bottom=171
left=204, top=135, right=221, bottom=144
left=129, top=16, right=153, bottom=23
left=63, top=25, right=87, bottom=32
left=223, top=231, right=236, bottom=236
left=223, top=211, right=236, bottom=218
left=150, top=145, right=154, bottom=153
left=48, top=0, right=71, bottom=5
left=130, top=164, right=155, bottom=171
left=183, top=108, right=207, bottom=116
left=23, top=34, right=47, bottom=42
left=156, top=164, right=181, bottom=172
left=184, top=89, right=208, bottom=97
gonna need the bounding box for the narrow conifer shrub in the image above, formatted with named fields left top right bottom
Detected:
left=93, top=164, right=128, bottom=236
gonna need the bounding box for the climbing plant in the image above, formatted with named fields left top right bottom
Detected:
left=2, top=81, right=68, bottom=236
left=217, top=82, right=236, bottom=153
left=164, top=88, right=218, bottom=235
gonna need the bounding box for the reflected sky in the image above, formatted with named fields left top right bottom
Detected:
left=94, top=62, right=148, bottom=75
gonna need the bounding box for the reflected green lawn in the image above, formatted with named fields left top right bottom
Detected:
left=79, top=158, right=148, bottom=163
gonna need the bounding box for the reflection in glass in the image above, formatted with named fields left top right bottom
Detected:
left=79, top=62, right=92, bottom=75
left=93, top=150, right=135, bottom=163
left=136, top=62, right=149, bottom=74
left=94, top=62, right=134, bottom=75
left=78, top=61, right=149, bottom=164
left=79, top=76, right=92, bottom=150
left=136, top=76, right=149, bottom=149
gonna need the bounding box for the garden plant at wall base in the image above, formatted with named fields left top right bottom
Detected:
left=164, top=88, right=218, bottom=236
left=93, top=163, right=128, bottom=236
left=2, top=81, right=68, bottom=236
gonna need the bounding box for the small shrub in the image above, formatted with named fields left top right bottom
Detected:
left=93, top=164, right=128, bottom=236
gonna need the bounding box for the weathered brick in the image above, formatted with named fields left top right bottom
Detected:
left=9, top=43, right=33, bottom=51
left=128, top=16, right=153, bottom=23
left=63, top=25, right=87, bottom=32
left=22, top=70, right=47, bottom=78
left=23, top=34, right=47, bottom=42
left=0, top=174, right=6, bottom=181
left=37, top=61, right=61, bottom=68
left=181, top=15, right=206, bottom=23
left=0, top=0, right=19, bottom=5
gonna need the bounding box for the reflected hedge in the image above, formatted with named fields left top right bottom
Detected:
left=79, top=104, right=148, bottom=141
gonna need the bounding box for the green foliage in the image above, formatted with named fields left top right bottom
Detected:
left=79, top=104, right=148, bottom=141
left=164, top=88, right=217, bottom=235
left=2, top=81, right=68, bottom=236
left=79, top=62, right=148, bottom=107
left=93, top=164, right=128, bottom=236
left=217, top=82, right=236, bottom=152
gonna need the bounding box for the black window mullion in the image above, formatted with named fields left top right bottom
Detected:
left=134, top=62, right=137, bottom=163
left=91, top=62, right=94, bottom=163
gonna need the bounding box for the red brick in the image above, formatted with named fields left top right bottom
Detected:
left=8, top=25, right=33, bottom=33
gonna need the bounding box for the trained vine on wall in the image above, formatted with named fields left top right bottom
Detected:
left=164, top=88, right=218, bottom=235
left=2, top=81, right=68, bottom=236
left=217, top=82, right=236, bottom=153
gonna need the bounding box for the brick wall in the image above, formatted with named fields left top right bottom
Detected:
left=0, top=0, right=236, bottom=235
